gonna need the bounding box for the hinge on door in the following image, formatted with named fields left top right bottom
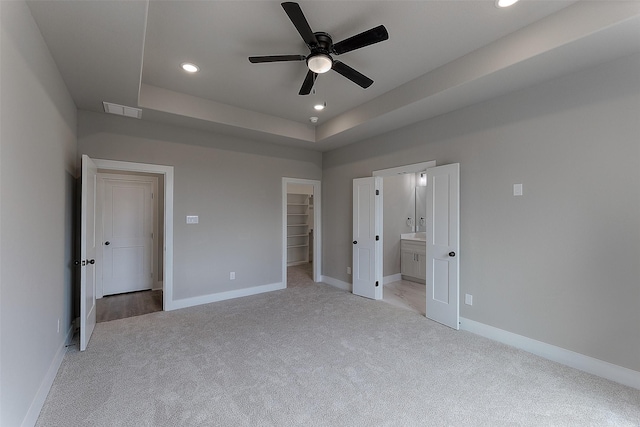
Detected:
left=375, top=235, right=379, bottom=241
left=151, top=192, right=154, bottom=199
left=375, top=190, right=379, bottom=195
left=375, top=281, right=379, bottom=287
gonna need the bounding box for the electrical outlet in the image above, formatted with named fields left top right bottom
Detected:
left=186, top=215, right=199, bottom=224
left=230, top=272, right=235, bottom=280
left=347, top=267, right=351, bottom=275
left=465, top=294, right=473, bottom=306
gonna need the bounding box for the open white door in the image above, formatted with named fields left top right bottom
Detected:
left=426, top=163, right=460, bottom=329
left=80, top=155, right=98, bottom=351
left=352, top=177, right=382, bottom=299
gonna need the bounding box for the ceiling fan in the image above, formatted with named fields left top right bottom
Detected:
left=249, top=2, right=389, bottom=95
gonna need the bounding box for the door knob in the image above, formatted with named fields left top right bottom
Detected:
left=353, top=241, right=358, bottom=244
left=105, top=241, right=110, bottom=246
left=89, top=259, right=95, bottom=264
left=449, top=251, right=456, bottom=257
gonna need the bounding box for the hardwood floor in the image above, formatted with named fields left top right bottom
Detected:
left=97, top=290, right=163, bottom=323
left=382, top=279, right=426, bottom=315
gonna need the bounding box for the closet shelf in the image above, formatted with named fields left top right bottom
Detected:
left=287, top=192, right=311, bottom=266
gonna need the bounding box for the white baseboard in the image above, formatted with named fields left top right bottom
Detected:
left=319, top=275, right=352, bottom=291
left=22, top=325, right=74, bottom=427
left=460, top=317, right=640, bottom=390
left=167, top=282, right=285, bottom=311
left=383, top=273, right=402, bottom=285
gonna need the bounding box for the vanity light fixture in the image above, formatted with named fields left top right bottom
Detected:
left=495, top=0, right=519, bottom=7
left=180, top=62, right=200, bottom=73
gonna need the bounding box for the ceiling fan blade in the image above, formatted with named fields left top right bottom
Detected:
left=332, top=61, right=373, bottom=89
left=281, top=2, right=318, bottom=48
left=299, top=70, right=317, bottom=95
left=332, top=25, right=389, bottom=55
left=249, top=55, right=306, bottom=64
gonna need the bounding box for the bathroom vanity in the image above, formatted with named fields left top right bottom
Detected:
left=400, top=233, right=426, bottom=283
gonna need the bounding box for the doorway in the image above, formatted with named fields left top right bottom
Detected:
left=282, top=178, right=321, bottom=287
left=352, top=161, right=460, bottom=329
left=91, top=159, right=174, bottom=311
left=95, top=171, right=162, bottom=322
left=373, top=161, right=435, bottom=314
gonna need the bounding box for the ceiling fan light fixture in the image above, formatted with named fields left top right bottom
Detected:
left=307, top=53, right=333, bottom=74
left=495, top=0, right=519, bottom=7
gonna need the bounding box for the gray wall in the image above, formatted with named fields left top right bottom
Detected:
left=78, top=111, right=322, bottom=301
left=322, top=54, right=640, bottom=372
left=0, top=2, right=77, bottom=425
left=382, top=173, right=414, bottom=277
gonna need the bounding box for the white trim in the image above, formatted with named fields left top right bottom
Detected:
left=372, top=161, right=436, bottom=177
left=168, top=282, right=285, bottom=311
left=460, top=317, right=640, bottom=390
left=282, top=178, right=322, bottom=286
left=21, top=325, right=74, bottom=427
left=383, top=273, right=402, bottom=285
left=92, top=159, right=174, bottom=312
left=320, top=275, right=352, bottom=292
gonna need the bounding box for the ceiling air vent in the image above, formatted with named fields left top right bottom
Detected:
left=102, top=102, right=142, bottom=119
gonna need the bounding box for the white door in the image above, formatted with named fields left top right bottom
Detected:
left=426, top=163, right=460, bottom=329
left=102, top=178, right=154, bottom=295
left=80, top=155, right=97, bottom=351
left=352, top=177, right=382, bottom=299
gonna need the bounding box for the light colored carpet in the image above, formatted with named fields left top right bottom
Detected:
left=37, top=267, right=640, bottom=426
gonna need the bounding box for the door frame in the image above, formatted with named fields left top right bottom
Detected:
left=95, top=173, right=159, bottom=298
left=282, top=178, right=322, bottom=285
left=91, top=159, right=174, bottom=311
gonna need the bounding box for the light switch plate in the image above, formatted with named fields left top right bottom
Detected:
left=186, top=215, right=199, bottom=224
left=513, top=184, right=523, bottom=196
left=465, top=294, right=473, bottom=305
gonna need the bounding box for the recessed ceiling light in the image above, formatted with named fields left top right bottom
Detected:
left=313, top=103, right=325, bottom=111
left=496, top=0, right=519, bottom=7
left=181, top=62, right=199, bottom=73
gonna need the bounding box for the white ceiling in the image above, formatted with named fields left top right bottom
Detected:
left=27, top=1, right=640, bottom=151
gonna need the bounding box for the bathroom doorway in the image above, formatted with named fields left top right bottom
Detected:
left=282, top=178, right=321, bottom=287
left=373, top=162, right=435, bottom=314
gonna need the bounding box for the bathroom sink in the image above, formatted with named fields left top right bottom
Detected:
left=401, top=232, right=426, bottom=241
